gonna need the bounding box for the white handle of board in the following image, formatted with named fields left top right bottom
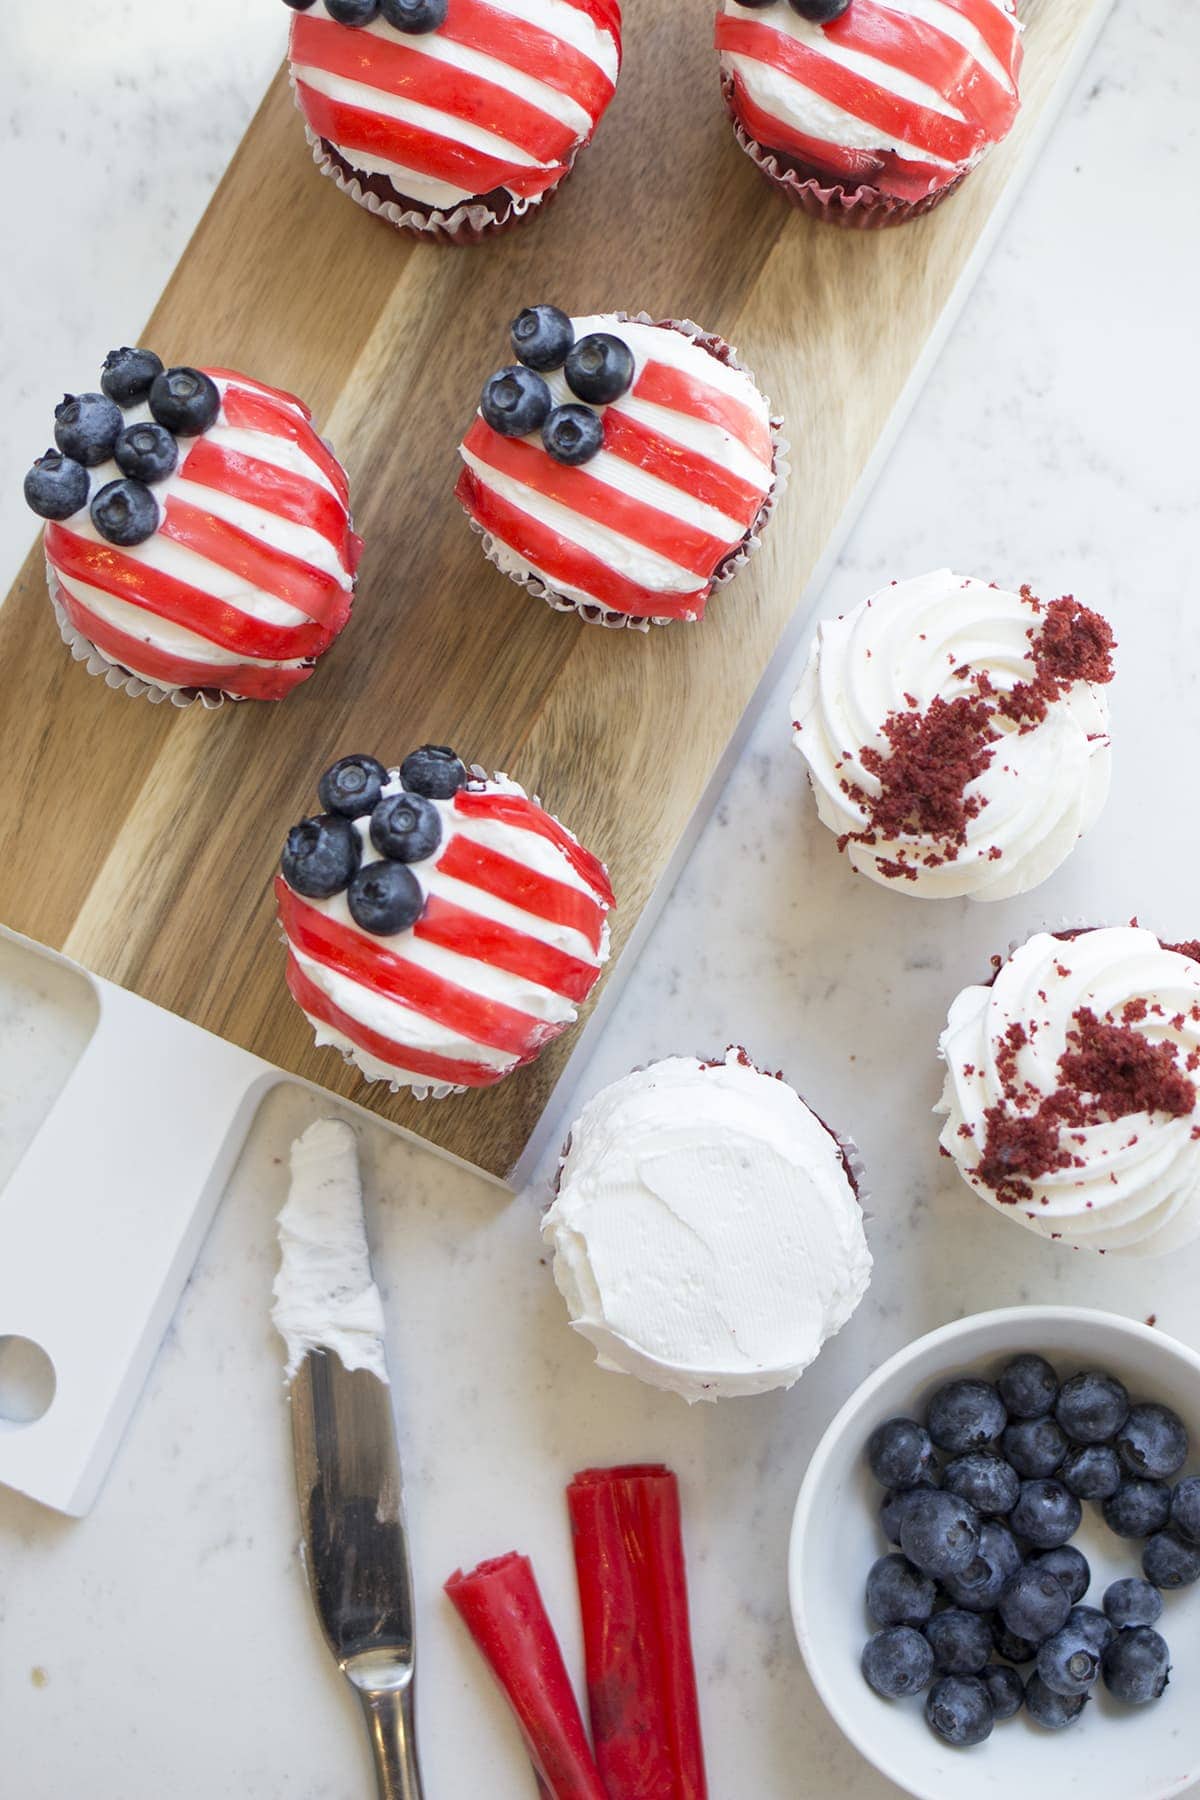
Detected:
left=0, top=930, right=277, bottom=1517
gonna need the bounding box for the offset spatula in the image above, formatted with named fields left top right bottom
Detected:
left=274, top=1119, right=425, bottom=1800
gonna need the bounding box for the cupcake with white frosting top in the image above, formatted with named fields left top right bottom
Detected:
left=937, top=927, right=1200, bottom=1255
left=542, top=1049, right=871, bottom=1400
left=791, top=570, right=1116, bottom=900
left=457, top=306, right=782, bottom=628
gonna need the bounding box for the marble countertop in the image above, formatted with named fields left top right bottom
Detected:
left=3, top=1, right=1200, bottom=1794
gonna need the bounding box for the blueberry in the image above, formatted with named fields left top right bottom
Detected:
left=281, top=814, right=360, bottom=898
left=865, top=1554, right=936, bottom=1628
left=943, top=1452, right=1020, bottom=1517
left=347, top=859, right=423, bottom=935
left=1104, top=1577, right=1163, bottom=1632
left=1036, top=1628, right=1100, bottom=1698
left=1171, top=1474, right=1200, bottom=1544
left=941, top=1522, right=1021, bottom=1611
left=980, top=1664, right=1024, bottom=1721
left=510, top=305, right=575, bottom=372
left=1066, top=1605, right=1116, bottom=1657
left=113, top=422, right=178, bottom=485
left=1025, top=1674, right=1088, bottom=1729
left=788, top=0, right=852, bottom=19
left=924, top=1610, right=992, bottom=1677
left=23, top=449, right=89, bottom=521
left=998, top=1566, right=1071, bottom=1644
left=1061, top=1443, right=1122, bottom=1501
left=54, top=392, right=123, bottom=467
left=786, top=0, right=850, bottom=19
left=1002, top=1417, right=1067, bottom=1479
left=926, top=1379, right=1007, bottom=1454
left=100, top=346, right=164, bottom=407
left=1143, top=1530, right=1200, bottom=1590
left=481, top=365, right=552, bottom=438
left=542, top=404, right=604, bottom=466
left=1102, top=1626, right=1171, bottom=1705
left=325, top=0, right=380, bottom=21
left=991, top=1617, right=1038, bottom=1665
left=880, top=1480, right=937, bottom=1545
left=283, top=0, right=319, bottom=7
left=90, top=478, right=159, bottom=547
left=924, top=1675, right=993, bottom=1748
left=1010, top=1479, right=1081, bottom=1550
left=564, top=332, right=635, bottom=405
left=400, top=745, right=467, bottom=799
left=867, top=1418, right=934, bottom=1491
left=380, top=0, right=447, bottom=27
left=861, top=1626, right=934, bottom=1700
left=996, top=1353, right=1059, bottom=1420
left=1054, top=1370, right=1129, bottom=1444
left=369, top=792, right=443, bottom=864
left=1102, top=1478, right=1172, bottom=1540
left=319, top=755, right=389, bottom=820
left=1115, top=1402, right=1189, bottom=1480
left=898, top=1490, right=980, bottom=1579
left=148, top=367, right=220, bottom=436
left=1030, top=1546, right=1090, bottom=1607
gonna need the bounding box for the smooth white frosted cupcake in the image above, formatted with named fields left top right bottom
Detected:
left=937, top=927, right=1200, bottom=1255
left=791, top=570, right=1116, bottom=900
left=542, top=1049, right=871, bottom=1400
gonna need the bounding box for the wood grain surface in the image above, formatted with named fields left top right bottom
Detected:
left=0, top=0, right=1098, bottom=1179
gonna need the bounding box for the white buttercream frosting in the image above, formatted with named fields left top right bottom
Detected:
left=791, top=570, right=1114, bottom=901
left=542, top=1051, right=872, bottom=1401
left=272, top=1118, right=388, bottom=1381
left=937, top=928, right=1200, bottom=1256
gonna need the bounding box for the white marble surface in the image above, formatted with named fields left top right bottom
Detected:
left=3, top=1, right=1200, bottom=1794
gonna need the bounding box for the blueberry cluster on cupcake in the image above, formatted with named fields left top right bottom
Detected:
left=277, top=747, right=614, bottom=1093
left=457, top=306, right=782, bottom=627
left=716, top=0, right=1023, bottom=227
left=22, top=349, right=360, bottom=704
left=938, top=927, right=1200, bottom=1254
left=792, top=571, right=1116, bottom=899
left=283, top=0, right=622, bottom=241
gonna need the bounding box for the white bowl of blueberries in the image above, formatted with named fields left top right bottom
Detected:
left=789, top=1307, right=1200, bottom=1799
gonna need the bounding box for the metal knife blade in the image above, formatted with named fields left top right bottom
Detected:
left=289, top=1349, right=425, bottom=1800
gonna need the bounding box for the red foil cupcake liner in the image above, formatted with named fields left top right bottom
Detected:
left=721, top=77, right=963, bottom=231
left=467, top=314, right=788, bottom=631
left=302, top=119, right=571, bottom=245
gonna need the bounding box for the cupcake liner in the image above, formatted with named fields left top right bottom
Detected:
left=48, top=566, right=232, bottom=710
left=721, top=77, right=963, bottom=231
left=467, top=314, right=789, bottom=630
left=302, top=122, right=566, bottom=244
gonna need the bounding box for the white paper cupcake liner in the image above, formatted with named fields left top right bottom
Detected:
left=302, top=119, right=564, bottom=243
left=466, top=314, right=790, bottom=631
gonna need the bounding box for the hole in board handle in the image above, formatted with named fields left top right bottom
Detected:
left=0, top=1335, right=56, bottom=1426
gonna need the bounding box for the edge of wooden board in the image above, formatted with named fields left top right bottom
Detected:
left=508, top=0, right=1116, bottom=1188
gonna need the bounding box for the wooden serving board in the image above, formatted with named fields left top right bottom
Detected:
left=0, top=0, right=1106, bottom=1181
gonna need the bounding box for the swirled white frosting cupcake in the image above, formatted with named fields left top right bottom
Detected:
left=791, top=570, right=1116, bottom=901
left=937, top=927, right=1200, bottom=1255
left=542, top=1049, right=872, bottom=1401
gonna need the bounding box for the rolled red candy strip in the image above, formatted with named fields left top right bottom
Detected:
left=445, top=1552, right=608, bottom=1800
left=568, top=1465, right=708, bottom=1799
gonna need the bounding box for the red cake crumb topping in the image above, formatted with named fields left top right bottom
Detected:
left=976, top=1001, right=1196, bottom=1204
left=842, top=590, right=1114, bottom=874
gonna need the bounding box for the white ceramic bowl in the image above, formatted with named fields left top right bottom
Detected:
left=789, top=1306, right=1200, bottom=1800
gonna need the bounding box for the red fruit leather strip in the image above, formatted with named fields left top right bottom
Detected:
left=567, top=1466, right=708, bottom=1800
left=445, top=1553, right=609, bottom=1800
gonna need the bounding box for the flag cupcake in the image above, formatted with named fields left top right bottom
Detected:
left=715, top=0, right=1023, bottom=228
left=283, top=0, right=622, bottom=242
left=276, top=746, right=614, bottom=1093
left=456, top=306, right=783, bottom=627
left=22, top=348, right=360, bottom=705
